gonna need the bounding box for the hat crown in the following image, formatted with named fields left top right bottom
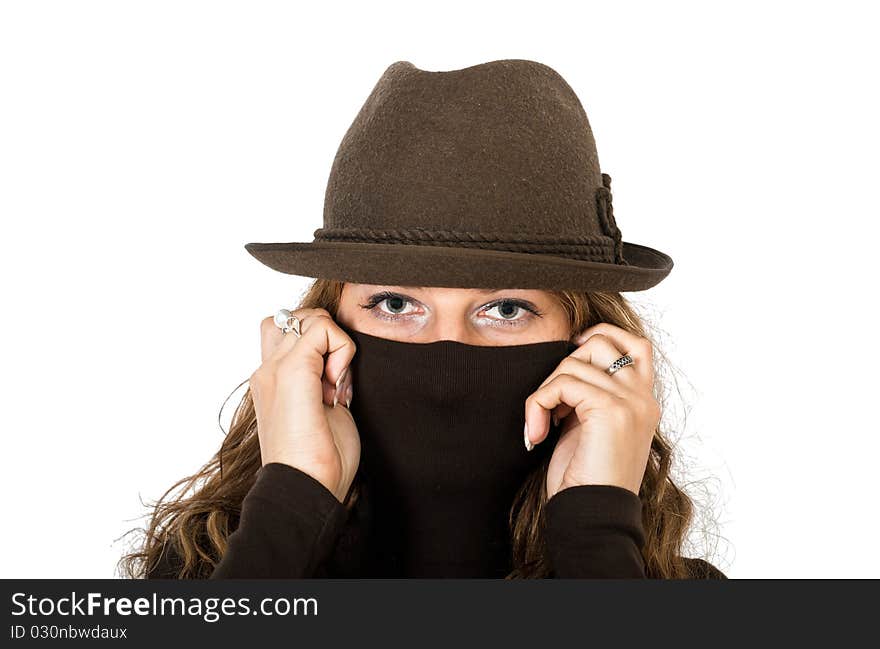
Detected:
left=316, top=59, right=626, bottom=265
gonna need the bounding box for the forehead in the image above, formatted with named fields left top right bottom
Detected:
left=350, top=283, right=547, bottom=297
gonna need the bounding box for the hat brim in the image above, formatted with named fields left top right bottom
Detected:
left=243, top=240, right=673, bottom=292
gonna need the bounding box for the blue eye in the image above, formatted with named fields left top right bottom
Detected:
left=486, top=301, right=525, bottom=321
left=377, top=294, right=414, bottom=316
left=360, top=292, right=418, bottom=320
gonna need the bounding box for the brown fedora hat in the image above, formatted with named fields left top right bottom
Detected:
left=245, top=59, right=673, bottom=292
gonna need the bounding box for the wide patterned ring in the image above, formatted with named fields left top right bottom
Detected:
left=606, top=354, right=634, bottom=375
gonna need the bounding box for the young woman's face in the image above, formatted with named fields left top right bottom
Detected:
left=336, top=283, right=574, bottom=346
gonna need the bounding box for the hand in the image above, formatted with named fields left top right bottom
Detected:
left=524, top=323, right=661, bottom=499
left=249, top=308, right=361, bottom=503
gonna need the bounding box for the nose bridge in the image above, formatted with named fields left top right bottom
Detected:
left=422, top=293, right=483, bottom=344
left=429, top=323, right=478, bottom=345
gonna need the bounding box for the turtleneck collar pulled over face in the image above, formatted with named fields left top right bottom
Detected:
left=335, top=321, right=578, bottom=578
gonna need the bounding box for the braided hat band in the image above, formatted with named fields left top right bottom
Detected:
left=313, top=174, right=626, bottom=266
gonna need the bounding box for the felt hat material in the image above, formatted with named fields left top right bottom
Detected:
left=245, top=59, right=673, bottom=292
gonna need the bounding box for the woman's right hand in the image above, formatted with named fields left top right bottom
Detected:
left=249, top=308, right=360, bottom=503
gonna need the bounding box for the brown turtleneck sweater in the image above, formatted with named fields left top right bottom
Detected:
left=146, top=462, right=726, bottom=579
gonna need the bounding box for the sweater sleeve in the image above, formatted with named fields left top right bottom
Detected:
left=683, top=557, right=728, bottom=579
left=146, top=462, right=349, bottom=579
left=544, top=484, right=647, bottom=578
left=210, top=462, right=349, bottom=578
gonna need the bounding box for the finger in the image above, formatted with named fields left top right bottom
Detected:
left=331, top=364, right=350, bottom=409
left=265, top=308, right=353, bottom=407
left=260, top=308, right=316, bottom=364
left=569, top=328, right=648, bottom=389
left=538, top=352, right=628, bottom=426
left=536, top=348, right=634, bottom=427
left=538, top=354, right=631, bottom=429
left=272, top=311, right=357, bottom=408
left=538, top=355, right=631, bottom=397
left=304, top=316, right=355, bottom=409
left=262, top=308, right=331, bottom=366
left=525, top=373, right=617, bottom=447
left=576, top=334, right=641, bottom=391
left=574, top=322, right=655, bottom=385
left=338, top=365, right=355, bottom=409
left=260, top=315, right=285, bottom=364
left=323, top=362, right=354, bottom=408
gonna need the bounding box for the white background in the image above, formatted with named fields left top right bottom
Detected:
left=2, top=1, right=877, bottom=578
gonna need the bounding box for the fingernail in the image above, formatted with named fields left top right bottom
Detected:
left=345, top=384, right=353, bottom=408
left=333, top=366, right=349, bottom=409
left=524, top=422, right=533, bottom=452
left=552, top=413, right=559, bottom=427
left=335, top=366, right=349, bottom=392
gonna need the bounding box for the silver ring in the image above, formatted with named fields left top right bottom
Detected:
left=606, top=354, right=634, bottom=375
left=273, top=309, right=302, bottom=337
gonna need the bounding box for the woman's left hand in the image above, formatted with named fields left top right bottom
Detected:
left=524, top=323, right=661, bottom=499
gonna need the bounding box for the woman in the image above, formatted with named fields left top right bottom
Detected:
left=119, top=58, right=726, bottom=579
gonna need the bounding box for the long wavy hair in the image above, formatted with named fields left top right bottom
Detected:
left=118, top=278, right=724, bottom=579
